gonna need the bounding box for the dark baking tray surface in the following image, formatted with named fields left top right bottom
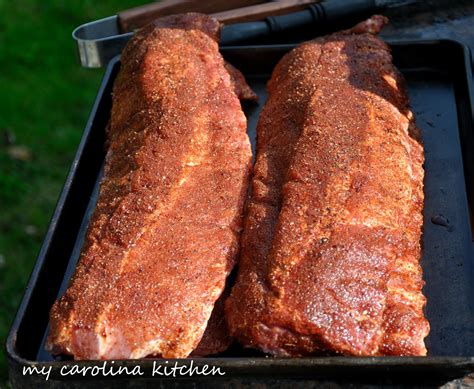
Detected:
left=6, top=39, right=474, bottom=387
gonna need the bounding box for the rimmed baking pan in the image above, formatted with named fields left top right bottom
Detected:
left=6, top=39, right=474, bottom=387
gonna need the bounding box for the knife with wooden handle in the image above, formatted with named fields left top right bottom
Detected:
left=212, top=0, right=317, bottom=24
left=73, top=0, right=415, bottom=68
left=117, top=0, right=267, bottom=32
left=73, top=0, right=320, bottom=68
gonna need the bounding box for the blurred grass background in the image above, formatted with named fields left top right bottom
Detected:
left=0, top=0, right=144, bottom=384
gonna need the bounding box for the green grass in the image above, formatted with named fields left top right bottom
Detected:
left=0, top=0, right=143, bottom=384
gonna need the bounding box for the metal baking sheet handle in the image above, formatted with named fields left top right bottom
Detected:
left=72, top=15, right=132, bottom=68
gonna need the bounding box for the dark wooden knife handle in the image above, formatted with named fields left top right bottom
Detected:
left=118, top=0, right=266, bottom=32
left=212, top=0, right=318, bottom=24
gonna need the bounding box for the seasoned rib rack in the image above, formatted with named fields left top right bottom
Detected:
left=47, top=13, right=252, bottom=360
left=226, top=16, right=429, bottom=356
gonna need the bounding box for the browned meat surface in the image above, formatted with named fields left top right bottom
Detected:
left=225, top=62, right=259, bottom=102
left=150, top=14, right=258, bottom=102
left=191, top=287, right=233, bottom=357
left=225, top=16, right=429, bottom=356
left=149, top=13, right=221, bottom=40
left=47, top=13, right=252, bottom=360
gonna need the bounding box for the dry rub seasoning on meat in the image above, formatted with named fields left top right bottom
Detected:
left=47, top=13, right=253, bottom=359
left=226, top=16, right=429, bottom=356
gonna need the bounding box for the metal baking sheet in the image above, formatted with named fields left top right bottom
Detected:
left=6, top=39, right=474, bottom=387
